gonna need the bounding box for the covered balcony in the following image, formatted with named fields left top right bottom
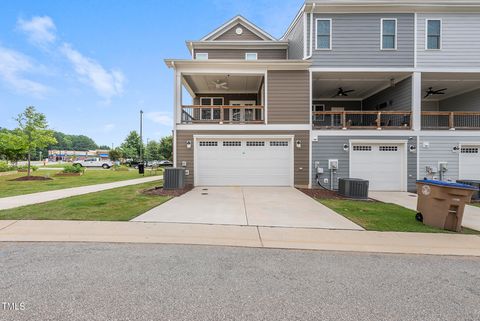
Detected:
left=422, top=73, right=480, bottom=130
left=180, top=73, right=265, bottom=125
left=311, top=72, right=413, bottom=130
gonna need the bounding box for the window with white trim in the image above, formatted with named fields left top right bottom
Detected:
left=223, top=141, right=242, bottom=147
left=246, top=141, right=265, bottom=147
left=195, top=53, right=208, bottom=60
left=426, top=19, right=441, bottom=50
left=379, top=146, right=398, bottom=152
left=199, top=141, right=218, bottom=147
left=353, top=145, right=372, bottom=152
left=381, top=19, right=397, bottom=50
left=316, top=19, right=331, bottom=50
left=270, top=141, right=289, bottom=147
left=199, top=97, right=223, bottom=121
left=245, top=53, right=258, bottom=61
left=461, top=147, right=479, bottom=154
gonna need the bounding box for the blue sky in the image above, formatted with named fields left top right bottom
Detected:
left=0, top=0, right=303, bottom=147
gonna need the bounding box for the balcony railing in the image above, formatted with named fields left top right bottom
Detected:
left=422, top=112, right=480, bottom=130
left=181, top=105, right=264, bottom=124
left=312, top=111, right=412, bottom=130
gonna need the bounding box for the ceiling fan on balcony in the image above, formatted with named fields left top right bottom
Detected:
left=211, top=80, right=229, bottom=90
left=333, top=87, right=355, bottom=97
left=424, top=87, right=447, bottom=99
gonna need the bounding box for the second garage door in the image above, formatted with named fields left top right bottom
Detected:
left=350, top=142, right=407, bottom=191
left=459, top=145, right=480, bottom=180
left=195, top=138, right=293, bottom=186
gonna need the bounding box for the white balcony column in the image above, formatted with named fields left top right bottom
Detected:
left=174, top=70, right=182, bottom=125
left=412, top=72, right=422, bottom=131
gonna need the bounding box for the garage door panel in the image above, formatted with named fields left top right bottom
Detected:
left=350, top=143, right=405, bottom=191
left=196, top=138, right=292, bottom=186
left=459, top=146, right=480, bottom=180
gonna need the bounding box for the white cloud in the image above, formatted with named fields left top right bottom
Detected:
left=17, top=16, right=56, bottom=47
left=0, top=46, right=49, bottom=96
left=145, top=112, right=173, bottom=126
left=60, top=43, right=125, bottom=100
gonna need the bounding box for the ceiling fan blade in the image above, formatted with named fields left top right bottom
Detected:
left=424, top=93, right=431, bottom=99
left=437, top=88, right=447, bottom=92
left=343, top=90, right=355, bottom=93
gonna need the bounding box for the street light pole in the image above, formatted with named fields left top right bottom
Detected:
left=139, top=110, right=144, bottom=162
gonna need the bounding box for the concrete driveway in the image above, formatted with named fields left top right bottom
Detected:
left=370, top=191, right=480, bottom=231
left=133, top=187, right=363, bottom=230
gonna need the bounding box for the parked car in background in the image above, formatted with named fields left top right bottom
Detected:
left=73, top=158, right=113, bottom=169
left=158, top=160, right=173, bottom=167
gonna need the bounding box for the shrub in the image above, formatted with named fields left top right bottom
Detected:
left=17, top=165, right=38, bottom=172
left=113, top=164, right=129, bottom=171
left=62, top=164, right=84, bottom=174
left=0, top=161, right=16, bottom=172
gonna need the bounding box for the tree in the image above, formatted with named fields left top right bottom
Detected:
left=15, top=106, right=57, bottom=176
left=120, top=131, right=142, bottom=160
left=98, top=145, right=111, bottom=150
left=145, top=140, right=161, bottom=161
left=0, top=129, right=26, bottom=163
left=159, top=135, right=173, bottom=160
left=108, top=148, right=123, bottom=161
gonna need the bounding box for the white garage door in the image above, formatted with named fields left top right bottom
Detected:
left=196, top=138, right=293, bottom=186
left=350, top=143, right=406, bottom=191
left=459, top=145, right=480, bottom=180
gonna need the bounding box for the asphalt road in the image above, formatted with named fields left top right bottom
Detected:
left=1, top=243, right=479, bottom=321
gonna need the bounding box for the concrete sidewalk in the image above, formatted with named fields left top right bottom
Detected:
left=370, top=191, right=480, bottom=231
left=0, top=220, right=479, bottom=256
left=0, top=176, right=162, bottom=210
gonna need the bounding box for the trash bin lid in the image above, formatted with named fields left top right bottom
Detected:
left=416, top=179, right=479, bottom=190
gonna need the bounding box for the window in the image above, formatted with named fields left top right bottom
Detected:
left=353, top=145, right=372, bottom=152
left=223, top=141, right=242, bottom=147
left=381, top=19, right=397, bottom=50
left=270, top=141, right=289, bottom=147
left=312, top=104, right=325, bottom=122
left=461, top=147, right=479, bottom=154
left=246, top=141, right=265, bottom=147
left=379, top=146, right=398, bottom=152
left=199, top=97, right=223, bottom=120
left=199, top=141, right=218, bottom=147
left=245, top=53, right=258, bottom=61
left=195, top=53, right=208, bottom=60
left=316, top=19, right=332, bottom=50
left=426, top=19, right=441, bottom=50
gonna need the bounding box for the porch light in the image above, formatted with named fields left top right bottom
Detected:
left=296, top=140, right=302, bottom=148
left=343, top=144, right=349, bottom=151
left=186, top=141, right=192, bottom=149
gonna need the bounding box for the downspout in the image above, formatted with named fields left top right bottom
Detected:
left=306, top=3, right=316, bottom=59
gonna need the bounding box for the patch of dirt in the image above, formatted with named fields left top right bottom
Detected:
left=9, top=176, right=53, bottom=181
left=298, top=187, right=346, bottom=199
left=142, top=185, right=193, bottom=197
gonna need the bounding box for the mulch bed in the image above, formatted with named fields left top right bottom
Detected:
left=9, top=176, right=53, bottom=181
left=298, top=187, right=347, bottom=200
left=142, top=184, right=193, bottom=197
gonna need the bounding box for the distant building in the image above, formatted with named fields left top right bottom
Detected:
left=48, top=149, right=110, bottom=162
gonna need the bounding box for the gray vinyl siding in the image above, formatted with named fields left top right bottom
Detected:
left=308, top=13, right=414, bottom=67
left=193, top=49, right=287, bottom=60
left=211, top=23, right=264, bottom=41
left=439, top=88, right=480, bottom=112
left=311, top=136, right=417, bottom=192
left=417, top=13, right=480, bottom=68
left=419, top=136, right=480, bottom=181
left=175, top=130, right=310, bottom=187
left=422, top=100, right=439, bottom=111
left=312, top=100, right=362, bottom=111
left=363, top=77, right=412, bottom=111
left=267, top=70, right=310, bottom=124
left=284, top=14, right=304, bottom=59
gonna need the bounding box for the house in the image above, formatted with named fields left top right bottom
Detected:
left=165, top=0, right=480, bottom=192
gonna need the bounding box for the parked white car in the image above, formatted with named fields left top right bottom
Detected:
left=73, top=158, right=113, bottom=169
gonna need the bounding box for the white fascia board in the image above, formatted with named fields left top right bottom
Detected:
left=281, top=4, right=306, bottom=40
left=177, top=124, right=311, bottom=131
left=169, top=60, right=311, bottom=72
left=312, top=130, right=480, bottom=137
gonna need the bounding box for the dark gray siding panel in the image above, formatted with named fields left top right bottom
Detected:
left=267, top=70, right=310, bottom=124
left=439, top=88, right=480, bottom=112
left=363, top=77, right=412, bottom=111
left=193, top=49, right=287, bottom=60
left=311, top=136, right=417, bottom=192
left=312, top=100, right=362, bottom=111
left=285, top=15, right=304, bottom=59
left=213, top=23, right=264, bottom=41
left=176, top=130, right=309, bottom=187
left=310, top=13, right=414, bottom=67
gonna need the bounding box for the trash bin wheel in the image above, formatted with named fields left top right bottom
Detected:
left=415, top=213, right=423, bottom=222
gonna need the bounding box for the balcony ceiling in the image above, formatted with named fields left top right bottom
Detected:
left=312, top=72, right=411, bottom=100
left=422, top=72, right=480, bottom=101
left=183, top=74, right=263, bottom=94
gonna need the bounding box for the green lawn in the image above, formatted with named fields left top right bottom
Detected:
left=471, top=203, right=480, bottom=208
left=0, top=169, right=162, bottom=198
left=0, top=181, right=169, bottom=221
left=320, top=199, right=480, bottom=234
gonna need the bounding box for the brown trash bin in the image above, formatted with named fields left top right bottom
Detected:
left=416, top=180, right=478, bottom=232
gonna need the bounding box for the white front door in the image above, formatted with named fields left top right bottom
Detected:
left=350, top=142, right=406, bottom=191
left=459, top=145, right=480, bottom=180
left=196, top=137, right=293, bottom=186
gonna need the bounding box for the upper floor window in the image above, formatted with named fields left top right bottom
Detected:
left=381, top=19, right=397, bottom=50
left=195, top=52, right=209, bottom=60
left=426, top=19, right=442, bottom=50
left=245, top=53, right=258, bottom=60
left=316, top=19, right=332, bottom=50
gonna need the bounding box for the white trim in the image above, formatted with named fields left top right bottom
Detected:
left=200, top=15, right=276, bottom=41
left=308, top=69, right=313, bottom=189
left=281, top=3, right=306, bottom=40
left=245, top=52, right=258, bottom=61
left=349, top=139, right=408, bottom=192
left=194, top=52, right=209, bottom=60
left=425, top=18, right=442, bottom=50
left=412, top=72, right=422, bottom=131
left=176, top=124, right=311, bottom=131
left=303, top=12, right=308, bottom=59
left=315, top=18, right=333, bottom=50
left=312, top=103, right=325, bottom=121
left=193, top=135, right=295, bottom=187
left=313, top=130, right=480, bottom=137
left=414, top=13, right=417, bottom=68
left=264, top=71, right=269, bottom=124
left=416, top=134, right=420, bottom=180
left=380, top=18, right=397, bottom=50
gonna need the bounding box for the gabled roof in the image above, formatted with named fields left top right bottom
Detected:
left=200, top=15, right=277, bottom=41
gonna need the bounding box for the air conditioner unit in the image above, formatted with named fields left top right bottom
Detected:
left=338, top=178, right=369, bottom=199
left=164, top=168, right=186, bottom=190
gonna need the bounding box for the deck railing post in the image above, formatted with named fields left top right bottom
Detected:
left=377, top=112, right=382, bottom=129
left=342, top=112, right=347, bottom=130
left=449, top=112, right=455, bottom=130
